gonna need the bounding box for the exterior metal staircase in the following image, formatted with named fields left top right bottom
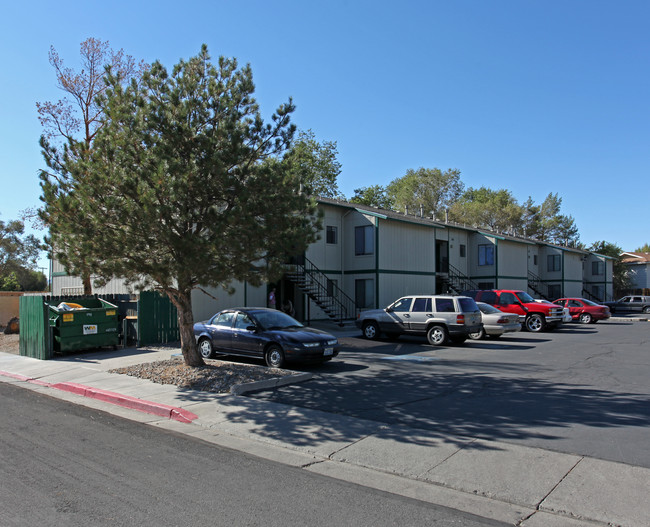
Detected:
left=528, top=271, right=550, bottom=300
left=284, top=256, right=359, bottom=325
left=442, top=263, right=480, bottom=294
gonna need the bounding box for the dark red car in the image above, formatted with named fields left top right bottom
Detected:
left=553, top=298, right=611, bottom=324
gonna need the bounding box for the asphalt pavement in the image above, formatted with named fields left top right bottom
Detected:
left=1, top=318, right=649, bottom=527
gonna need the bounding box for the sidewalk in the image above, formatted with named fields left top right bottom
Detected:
left=1, top=347, right=648, bottom=527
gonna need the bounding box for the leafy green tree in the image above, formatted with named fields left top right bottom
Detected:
left=285, top=129, right=343, bottom=198
left=386, top=168, right=464, bottom=220
left=448, top=187, right=522, bottom=232
left=0, top=272, right=20, bottom=291
left=634, top=243, right=650, bottom=253
left=349, top=185, right=393, bottom=208
left=40, top=46, right=320, bottom=367
left=0, top=218, right=41, bottom=279
left=37, top=38, right=146, bottom=294
left=589, top=240, right=631, bottom=295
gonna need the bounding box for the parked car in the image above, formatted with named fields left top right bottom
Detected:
left=534, top=299, right=572, bottom=323
left=193, top=307, right=340, bottom=368
left=462, top=290, right=564, bottom=332
left=356, top=295, right=482, bottom=345
left=553, top=298, right=611, bottom=324
left=469, top=302, right=521, bottom=340
left=603, top=296, right=650, bottom=314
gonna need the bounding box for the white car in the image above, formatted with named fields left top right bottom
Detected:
left=535, top=299, right=571, bottom=323
left=469, top=302, right=521, bottom=340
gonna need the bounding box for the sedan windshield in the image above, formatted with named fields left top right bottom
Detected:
left=251, top=310, right=304, bottom=330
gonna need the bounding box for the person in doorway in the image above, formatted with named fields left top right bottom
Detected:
left=268, top=287, right=277, bottom=309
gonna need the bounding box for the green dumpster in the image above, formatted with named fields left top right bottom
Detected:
left=48, top=298, right=119, bottom=353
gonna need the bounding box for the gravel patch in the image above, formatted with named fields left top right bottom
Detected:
left=109, top=357, right=293, bottom=393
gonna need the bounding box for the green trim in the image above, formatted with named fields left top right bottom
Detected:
left=479, top=232, right=506, bottom=241
left=344, top=269, right=437, bottom=276
left=52, top=271, right=69, bottom=277
left=355, top=208, right=387, bottom=219
left=495, top=239, right=499, bottom=288
left=375, top=220, right=380, bottom=308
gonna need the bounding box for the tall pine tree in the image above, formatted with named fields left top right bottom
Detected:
left=40, top=46, right=320, bottom=366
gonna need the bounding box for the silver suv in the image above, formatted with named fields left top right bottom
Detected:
left=356, top=295, right=483, bottom=345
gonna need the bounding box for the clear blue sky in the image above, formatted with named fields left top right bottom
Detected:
left=2, top=0, right=648, bottom=273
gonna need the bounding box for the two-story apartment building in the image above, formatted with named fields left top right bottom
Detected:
left=50, top=197, right=614, bottom=323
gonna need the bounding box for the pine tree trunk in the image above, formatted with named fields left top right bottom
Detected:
left=82, top=273, right=92, bottom=296
left=174, top=289, right=205, bottom=368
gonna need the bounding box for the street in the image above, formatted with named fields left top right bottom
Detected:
left=251, top=320, right=650, bottom=467
left=0, top=382, right=503, bottom=527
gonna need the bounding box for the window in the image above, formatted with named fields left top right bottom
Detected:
left=355, top=225, right=374, bottom=255
left=499, top=292, right=517, bottom=305
left=390, top=297, right=413, bottom=312
left=479, top=290, right=497, bottom=303
left=326, top=226, right=338, bottom=244
left=592, top=261, right=604, bottom=275
left=212, top=312, right=235, bottom=327
left=478, top=244, right=494, bottom=266
left=533, top=255, right=538, bottom=266
left=460, top=244, right=466, bottom=257
left=435, top=298, right=455, bottom=312
left=234, top=313, right=253, bottom=330
left=355, top=279, right=374, bottom=308
left=547, top=254, right=561, bottom=272
left=412, top=297, right=432, bottom=312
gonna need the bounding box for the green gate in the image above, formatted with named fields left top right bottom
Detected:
left=19, top=296, right=51, bottom=360
left=137, top=291, right=179, bottom=346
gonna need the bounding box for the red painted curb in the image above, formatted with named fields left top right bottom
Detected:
left=0, top=371, right=198, bottom=423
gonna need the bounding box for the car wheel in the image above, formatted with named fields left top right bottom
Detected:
left=525, top=314, right=546, bottom=332
left=578, top=313, right=592, bottom=324
left=427, top=325, right=448, bottom=346
left=468, top=328, right=485, bottom=340
left=265, top=345, right=285, bottom=368
left=198, top=338, right=214, bottom=359
left=362, top=321, right=380, bottom=340
left=643, top=306, right=650, bottom=314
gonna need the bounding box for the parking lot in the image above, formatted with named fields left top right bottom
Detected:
left=250, top=318, right=650, bottom=468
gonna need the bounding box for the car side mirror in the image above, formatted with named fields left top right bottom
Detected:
left=246, top=325, right=257, bottom=332
left=386, top=307, right=393, bottom=313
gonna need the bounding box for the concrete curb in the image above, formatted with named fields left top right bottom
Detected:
left=230, top=372, right=313, bottom=395
left=0, top=370, right=198, bottom=423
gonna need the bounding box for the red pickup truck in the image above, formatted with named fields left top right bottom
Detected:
left=461, top=289, right=565, bottom=332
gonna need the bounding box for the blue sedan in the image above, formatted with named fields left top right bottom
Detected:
left=193, top=307, right=340, bottom=368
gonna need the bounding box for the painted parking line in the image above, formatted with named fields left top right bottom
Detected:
left=381, top=355, right=441, bottom=362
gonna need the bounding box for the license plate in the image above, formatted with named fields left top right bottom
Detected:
left=324, top=347, right=333, bottom=356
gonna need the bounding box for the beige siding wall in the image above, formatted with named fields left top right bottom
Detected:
left=447, top=228, right=470, bottom=274
left=563, top=252, right=584, bottom=297
left=379, top=220, right=434, bottom=272
left=499, top=240, right=528, bottom=280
